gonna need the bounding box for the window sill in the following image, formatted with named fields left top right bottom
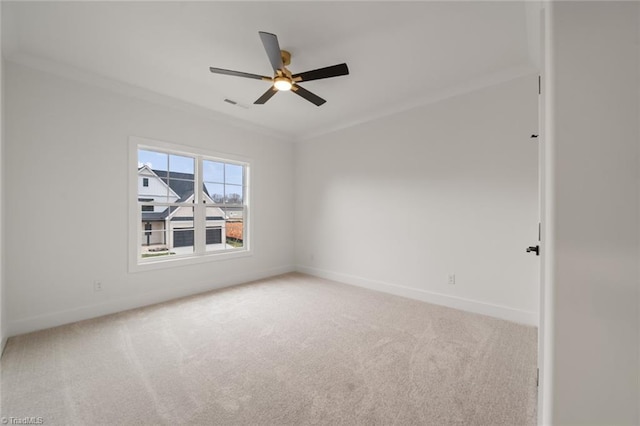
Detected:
left=129, top=249, right=252, bottom=273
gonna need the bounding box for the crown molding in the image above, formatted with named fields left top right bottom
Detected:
left=298, top=63, right=538, bottom=142
left=4, top=52, right=295, bottom=143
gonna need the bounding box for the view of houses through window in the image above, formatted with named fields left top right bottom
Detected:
left=137, top=147, right=247, bottom=261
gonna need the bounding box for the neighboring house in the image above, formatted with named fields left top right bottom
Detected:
left=138, top=166, right=227, bottom=249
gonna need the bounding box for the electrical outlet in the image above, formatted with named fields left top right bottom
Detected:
left=448, top=274, right=456, bottom=285
left=93, top=280, right=103, bottom=292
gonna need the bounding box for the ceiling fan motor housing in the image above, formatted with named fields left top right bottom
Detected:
left=281, top=50, right=291, bottom=66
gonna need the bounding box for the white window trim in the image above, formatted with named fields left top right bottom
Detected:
left=128, top=136, right=252, bottom=273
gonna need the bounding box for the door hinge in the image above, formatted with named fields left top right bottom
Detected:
left=536, top=368, right=539, bottom=387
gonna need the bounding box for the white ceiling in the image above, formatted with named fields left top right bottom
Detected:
left=2, top=1, right=539, bottom=141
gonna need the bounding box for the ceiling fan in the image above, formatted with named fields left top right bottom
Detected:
left=209, top=31, right=349, bottom=107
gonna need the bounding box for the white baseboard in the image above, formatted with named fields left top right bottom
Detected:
left=8, top=265, right=295, bottom=337
left=296, top=265, right=538, bottom=326
left=7, top=264, right=536, bottom=337
left=1, top=335, right=7, bottom=358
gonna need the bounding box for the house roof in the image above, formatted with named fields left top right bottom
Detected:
left=140, top=212, right=168, bottom=221
left=140, top=168, right=218, bottom=221
left=149, top=169, right=211, bottom=202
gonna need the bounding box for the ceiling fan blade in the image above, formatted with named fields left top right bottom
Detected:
left=209, top=67, right=271, bottom=81
left=259, top=31, right=284, bottom=72
left=292, top=63, right=349, bottom=83
left=254, top=86, right=278, bottom=105
left=291, top=84, right=326, bottom=106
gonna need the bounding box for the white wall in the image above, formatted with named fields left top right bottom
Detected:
left=295, top=75, right=539, bottom=325
left=544, top=2, right=639, bottom=424
left=4, top=61, right=295, bottom=336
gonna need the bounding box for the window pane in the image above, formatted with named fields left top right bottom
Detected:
left=166, top=178, right=194, bottom=203
left=140, top=219, right=171, bottom=259
left=138, top=149, right=168, bottom=171
left=225, top=206, right=244, bottom=221
left=140, top=203, right=169, bottom=216
left=139, top=169, right=170, bottom=199
left=169, top=154, right=194, bottom=175
left=203, top=160, right=224, bottom=183
left=171, top=228, right=195, bottom=254
left=225, top=184, right=243, bottom=204
left=225, top=208, right=244, bottom=249
left=206, top=205, right=225, bottom=221
left=169, top=206, right=195, bottom=255
left=205, top=183, right=224, bottom=204
left=205, top=205, right=226, bottom=252
left=225, top=163, right=243, bottom=185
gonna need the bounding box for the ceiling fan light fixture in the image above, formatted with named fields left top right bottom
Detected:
left=274, top=77, right=292, bottom=91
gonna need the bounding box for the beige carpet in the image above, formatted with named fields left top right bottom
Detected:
left=1, top=273, right=537, bottom=425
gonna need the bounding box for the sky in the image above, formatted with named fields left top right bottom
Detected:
left=138, top=149, right=243, bottom=185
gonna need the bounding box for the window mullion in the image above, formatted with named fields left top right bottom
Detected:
left=193, top=156, right=206, bottom=254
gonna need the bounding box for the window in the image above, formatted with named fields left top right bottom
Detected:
left=130, top=138, right=249, bottom=270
